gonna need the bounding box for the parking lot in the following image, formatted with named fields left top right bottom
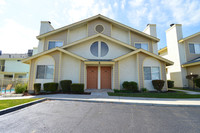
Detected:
left=0, top=100, right=200, bottom=133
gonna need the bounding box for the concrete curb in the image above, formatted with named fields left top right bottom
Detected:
left=0, top=98, right=47, bottom=116
left=48, top=98, right=200, bottom=107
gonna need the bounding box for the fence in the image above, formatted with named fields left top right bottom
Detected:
left=0, top=78, right=28, bottom=93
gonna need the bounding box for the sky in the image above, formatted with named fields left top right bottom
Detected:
left=0, top=0, right=200, bottom=54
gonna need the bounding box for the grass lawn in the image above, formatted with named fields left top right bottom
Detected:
left=172, top=87, right=200, bottom=92
left=108, top=91, right=200, bottom=98
left=0, top=98, right=41, bottom=110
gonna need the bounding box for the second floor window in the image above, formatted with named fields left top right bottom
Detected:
left=48, top=41, right=63, bottom=50
left=135, top=43, right=148, bottom=51
left=189, top=43, right=200, bottom=54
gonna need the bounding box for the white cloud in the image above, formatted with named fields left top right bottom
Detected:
left=121, top=0, right=126, bottom=9
left=0, top=0, right=6, bottom=5
left=0, top=19, right=38, bottom=53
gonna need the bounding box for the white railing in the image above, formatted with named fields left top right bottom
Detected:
left=0, top=78, right=28, bottom=93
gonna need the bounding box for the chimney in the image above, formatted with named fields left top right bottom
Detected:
left=143, top=24, right=157, bottom=37
left=143, top=24, right=158, bottom=54
left=40, top=21, right=54, bottom=35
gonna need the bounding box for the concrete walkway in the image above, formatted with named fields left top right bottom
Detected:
left=169, top=88, right=200, bottom=94
left=1, top=94, right=200, bottom=106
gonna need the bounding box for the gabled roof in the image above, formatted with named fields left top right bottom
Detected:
left=182, top=57, right=200, bottom=67
left=37, top=14, right=160, bottom=42
left=22, top=47, right=86, bottom=64
left=158, top=47, right=167, bottom=54
left=179, top=32, right=200, bottom=43
left=62, top=33, right=137, bottom=50
left=113, top=49, right=173, bottom=66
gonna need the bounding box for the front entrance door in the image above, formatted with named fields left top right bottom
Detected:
left=87, top=66, right=98, bottom=89
left=101, top=66, right=111, bottom=89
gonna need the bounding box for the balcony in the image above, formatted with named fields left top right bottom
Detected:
left=0, top=65, right=5, bottom=72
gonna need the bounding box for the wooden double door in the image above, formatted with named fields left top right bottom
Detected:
left=87, top=66, right=111, bottom=89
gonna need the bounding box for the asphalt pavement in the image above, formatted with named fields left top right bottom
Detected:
left=0, top=100, right=200, bottom=133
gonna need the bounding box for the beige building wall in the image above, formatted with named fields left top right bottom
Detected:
left=68, top=25, right=87, bottom=43
left=186, top=65, right=200, bottom=88
left=88, top=19, right=111, bottom=37
left=131, top=32, right=154, bottom=53
left=111, top=25, right=129, bottom=44
left=184, top=34, right=200, bottom=61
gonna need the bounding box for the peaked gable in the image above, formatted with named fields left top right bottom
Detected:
left=37, top=14, right=159, bottom=42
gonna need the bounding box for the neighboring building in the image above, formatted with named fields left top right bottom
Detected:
left=22, top=14, right=173, bottom=92
left=0, top=53, right=30, bottom=79
left=158, top=24, right=200, bottom=88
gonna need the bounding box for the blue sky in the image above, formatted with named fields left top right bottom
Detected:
left=0, top=0, right=200, bottom=53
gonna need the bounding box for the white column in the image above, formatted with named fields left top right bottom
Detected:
left=98, top=64, right=101, bottom=89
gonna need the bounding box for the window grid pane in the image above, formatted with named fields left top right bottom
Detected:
left=144, top=67, right=151, bottom=80
left=48, top=42, right=55, bottom=50
left=101, top=42, right=109, bottom=57
left=135, top=43, right=141, bottom=49
left=45, top=65, right=54, bottom=79
left=141, top=43, right=148, bottom=51
left=151, top=67, right=160, bottom=80
left=194, top=44, right=200, bottom=54
left=189, top=43, right=195, bottom=54
left=90, top=41, right=98, bottom=57
left=36, top=65, right=45, bottom=79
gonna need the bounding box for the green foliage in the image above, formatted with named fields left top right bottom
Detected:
left=43, top=82, right=58, bottom=92
left=167, top=80, right=174, bottom=88
left=122, top=81, right=138, bottom=92
left=141, top=88, right=148, bottom=92
left=152, top=80, right=165, bottom=91
left=60, top=80, right=72, bottom=93
left=194, top=78, right=200, bottom=88
left=34, top=83, right=41, bottom=94
left=15, top=83, right=27, bottom=94
left=71, top=83, right=84, bottom=94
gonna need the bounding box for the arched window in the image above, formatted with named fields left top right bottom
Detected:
left=90, top=41, right=109, bottom=57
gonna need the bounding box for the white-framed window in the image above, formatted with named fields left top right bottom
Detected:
left=36, top=65, right=54, bottom=79
left=48, top=41, right=63, bottom=50
left=189, top=43, right=200, bottom=54
left=90, top=41, right=109, bottom=57
left=135, top=43, right=149, bottom=51
left=143, top=66, right=160, bottom=80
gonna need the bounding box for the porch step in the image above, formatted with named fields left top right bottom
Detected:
left=85, top=89, right=113, bottom=96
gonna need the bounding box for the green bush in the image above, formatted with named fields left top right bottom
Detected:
left=34, top=83, right=41, bottom=94
left=152, top=80, right=165, bottom=92
left=167, top=80, right=174, bottom=88
left=43, top=82, right=58, bottom=92
left=71, top=83, right=84, bottom=94
left=194, top=78, right=200, bottom=88
left=60, top=80, right=72, bottom=93
left=141, top=88, right=148, bottom=92
left=15, top=83, right=27, bottom=94
left=122, top=81, right=138, bottom=92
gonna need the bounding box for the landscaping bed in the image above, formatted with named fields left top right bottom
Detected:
left=172, top=88, right=200, bottom=92
left=0, top=98, right=41, bottom=110
left=108, top=90, right=200, bottom=98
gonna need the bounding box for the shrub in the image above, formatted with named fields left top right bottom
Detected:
left=122, top=81, right=138, bottom=92
left=194, top=78, right=200, bottom=88
left=141, top=88, right=148, bottom=92
left=60, top=80, right=72, bottom=93
left=43, top=82, right=58, bottom=92
left=152, top=80, right=165, bottom=92
left=15, top=83, right=27, bottom=94
left=71, top=83, right=84, bottom=94
left=167, top=80, right=174, bottom=88
left=122, top=81, right=129, bottom=89
left=34, top=83, right=41, bottom=94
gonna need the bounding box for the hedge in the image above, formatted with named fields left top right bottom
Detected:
left=60, top=80, right=72, bottom=93
left=167, top=80, right=174, bottom=88
left=122, top=81, right=138, bottom=92
left=152, top=80, right=165, bottom=92
left=43, top=82, right=58, bottom=92
left=34, top=83, right=41, bottom=94
left=15, top=83, right=27, bottom=94
left=194, top=78, right=200, bottom=88
left=71, top=83, right=84, bottom=94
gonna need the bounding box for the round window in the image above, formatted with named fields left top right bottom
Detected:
left=90, top=41, right=109, bottom=57
left=95, top=25, right=104, bottom=33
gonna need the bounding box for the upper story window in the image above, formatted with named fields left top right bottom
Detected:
left=48, top=41, right=63, bottom=50
left=36, top=65, right=54, bottom=79
left=143, top=66, right=160, bottom=80
left=135, top=43, right=149, bottom=51
left=90, top=41, right=109, bottom=57
left=189, top=43, right=200, bottom=54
